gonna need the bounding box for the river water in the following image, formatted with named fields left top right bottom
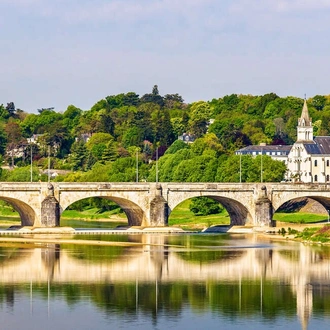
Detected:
left=0, top=232, right=329, bottom=330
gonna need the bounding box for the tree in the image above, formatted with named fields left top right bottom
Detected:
left=140, top=85, right=164, bottom=107
left=123, top=92, right=140, bottom=107
left=42, top=121, right=71, bottom=157
left=6, top=102, right=15, bottom=117
left=209, top=119, right=250, bottom=152
left=4, top=121, right=25, bottom=167
left=101, top=140, right=118, bottom=163
left=188, top=101, right=212, bottom=138
left=70, top=140, right=89, bottom=171
left=152, top=109, right=175, bottom=146
left=0, top=126, right=7, bottom=155
left=312, top=95, right=326, bottom=111
left=165, top=140, right=189, bottom=155
left=189, top=197, right=223, bottom=216
left=4, top=166, right=40, bottom=182
left=223, top=94, right=240, bottom=110
left=164, top=93, right=184, bottom=109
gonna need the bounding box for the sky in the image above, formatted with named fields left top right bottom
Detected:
left=1, top=0, right=330, bottom=113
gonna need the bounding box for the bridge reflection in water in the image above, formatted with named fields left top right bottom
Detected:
left=0, top=235, right=330, bottom=329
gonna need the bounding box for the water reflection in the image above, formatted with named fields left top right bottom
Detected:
left=0, top=234, right=329, bottom=330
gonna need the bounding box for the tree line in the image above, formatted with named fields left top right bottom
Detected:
left=0, top=87, right=329, bottom=184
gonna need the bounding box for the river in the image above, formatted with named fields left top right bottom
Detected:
left=0, top=232, right=329, bottom=330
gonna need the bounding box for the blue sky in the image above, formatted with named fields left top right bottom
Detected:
left=1, top=0, right=330, bottom=113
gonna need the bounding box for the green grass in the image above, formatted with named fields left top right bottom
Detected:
left=295, top=225, right=330, bottom=243
left=273, top=212, right=328, bottom=224
left=168, top=200, right=230, bottom=230
left=61, top=208, right=126, bottom=220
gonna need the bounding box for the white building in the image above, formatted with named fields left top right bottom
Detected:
left=235, top=143, right=291, bottom=164
left=287, top=99, right=330, bottom=183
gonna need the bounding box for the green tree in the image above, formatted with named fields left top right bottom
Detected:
left=189, top=197, right=223, bottom=216
left=164, top=93, right=184, bottom=109
left=101, top=140, right=118, bottom=163
left=152, top=109, right=175, bottom=146
left=312, top=95, right=326, bottom=111
left=188, top=101, right=212, bottom=138
left=3, top=166, right=40, bottom=182
left=123, top=92, right=140, bottom=107
left=165, top=140, right=189, bottom=155
left=70, top=140, right=89, bottom=171
left=140, top=85, right=164, bottom=107
left=5, top=121, right=25, bottom=167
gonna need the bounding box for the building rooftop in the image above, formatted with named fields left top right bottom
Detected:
left=236, top=144, right=292, bottom=155
left=304, top=136, right=330, bottom=155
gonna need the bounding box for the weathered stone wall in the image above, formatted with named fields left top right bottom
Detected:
left=0, top=182, right=330, bottom=228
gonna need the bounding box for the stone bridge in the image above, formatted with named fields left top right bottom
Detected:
left=0, top=182, right=330, bottom=227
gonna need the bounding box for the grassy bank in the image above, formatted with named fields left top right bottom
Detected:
left=273, top=212, right=328, bottom=224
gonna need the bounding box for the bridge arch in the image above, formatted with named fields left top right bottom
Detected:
left=167, top=194, right=253, bottom=226
left=272, top=193, right=330, bottom=214
left=0, top=197, right=35, bottom=226
left=60, top=195, right=146, bottom=226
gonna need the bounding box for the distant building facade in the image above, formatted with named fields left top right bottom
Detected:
left=236, top=99, right=330, bottom=183
left=287, top=99, right=330, bottom=183
left=235, top=144, right=291, bottom=163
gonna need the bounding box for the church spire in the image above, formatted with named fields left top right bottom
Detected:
left=298, top=97, right=312, bottom=127
left=297, top=97, right=313, bottom=141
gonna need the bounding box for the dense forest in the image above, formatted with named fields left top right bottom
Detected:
left=1, top=86, right=330, bottom=184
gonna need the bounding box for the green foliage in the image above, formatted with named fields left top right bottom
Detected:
left=215, top=154, right=286, bottom=182
left=86, top=133, right=113, bottom=149
left=70, top=140, right=89, bottom=171
left=1, top=166, right=41, bottom=182
left=208, top=117, right=250, bottom=152
left=189, top=197, right=223, bottom=216
left=165, top=140, right=189, bottom=155
left=2, top=90, right=330, bottom=186
left=294, top=227, right=330, bottom=242
left=188, top=101, right=212, bottom=138
left=312, top=95, right=326, bottom=111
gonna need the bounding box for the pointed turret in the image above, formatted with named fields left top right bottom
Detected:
left=297, top=98, right=313, bottom=141
left=298, top=99, right=312, bottom=127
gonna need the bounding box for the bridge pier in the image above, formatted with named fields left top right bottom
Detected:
left=255, top=185, right=275, bottom=227
left=40, top=184, right=60, bottom=227
left=149, top=184, right=168, bottom=226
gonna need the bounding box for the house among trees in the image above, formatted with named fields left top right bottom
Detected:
left=236, top=98, right=330, bottom=183
left=235, top=143, right=291, bottom=163
left=178, top=133, right=195, bottom=144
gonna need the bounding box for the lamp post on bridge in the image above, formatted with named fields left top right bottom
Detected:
left=30, top=143, right=33, bottom=182
left=156, top=145, right=159, bottom=183
left=48, top=145, right=51, bottom=183
left=136, top=148, right=139, bottom=183
left=260, top=146, right=263, bottom=183
left=239, top=151, right=242, bottom=183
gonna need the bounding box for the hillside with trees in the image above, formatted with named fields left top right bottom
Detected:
left=1, top=87, right=330, bottom=184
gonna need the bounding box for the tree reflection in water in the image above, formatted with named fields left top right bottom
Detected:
left=0, top=234, right=329, bottom=330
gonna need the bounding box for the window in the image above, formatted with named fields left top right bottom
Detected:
left=327, top=160, right=329, bottom=167
left=314, top=160, right=318, bottom=167
left=314, top=175, right=318, bottom=182
left=327, top=175, right=329, bottom=182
